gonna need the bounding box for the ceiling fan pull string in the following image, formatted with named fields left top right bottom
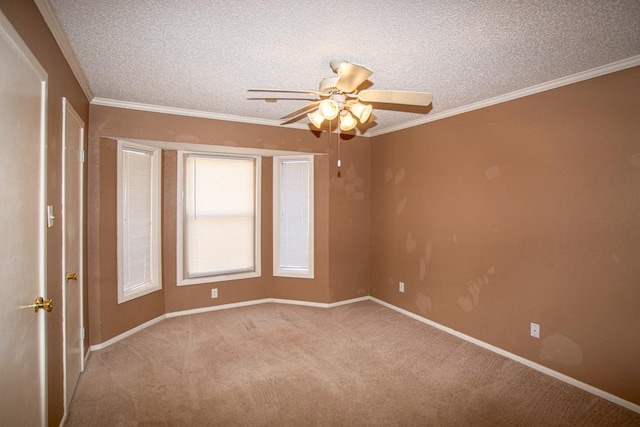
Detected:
left=337, top=124, right=342, bottom=178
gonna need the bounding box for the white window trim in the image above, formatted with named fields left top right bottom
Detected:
left=176, top=151, right=262, bottom=286
left=116, top=140, right=162, bottom=303
left=273, top=155, right=314, bottom=279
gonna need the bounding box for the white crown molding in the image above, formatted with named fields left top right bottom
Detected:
left=33, top=0, right=93, bottom=101
left=91, top=97, right=311, bottom=131
left=369, top=55, right=640, bottom=137
left=91, top=55, right=639, bottom=138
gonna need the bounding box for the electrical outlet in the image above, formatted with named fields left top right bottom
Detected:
left=211, top=288, right=218, bottom=299
left=530, top=322, right=540, bottom=338
left=399, top=282, right=405, bottom=293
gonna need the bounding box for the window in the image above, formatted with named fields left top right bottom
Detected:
left=273, top=155, right=314, bottom=278
left=117, top=141, right=162, bottom=303
left=177, top=152, right=261, bottom=285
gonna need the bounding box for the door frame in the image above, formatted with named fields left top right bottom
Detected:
left=61, top=97, right=85, bottom=412
left=0, top=9, right=48, bottom=426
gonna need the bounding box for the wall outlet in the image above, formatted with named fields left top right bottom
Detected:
left=211, top=288, right=218, bottom=299
left=530, top=322, right=540, bottom=338
left=399, top=282, right=405, bottom=293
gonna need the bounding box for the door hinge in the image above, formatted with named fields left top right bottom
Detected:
left=80, top=327, right=85, bottom=340
left=79, top=149, right=86, bottom=163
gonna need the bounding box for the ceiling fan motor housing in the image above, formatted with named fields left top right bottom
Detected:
left=329, top=59, right=348, bottom=74
left=319, top=76, right=340, bottom=94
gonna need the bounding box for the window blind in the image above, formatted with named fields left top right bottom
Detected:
left=183, top=154, right=256, bottom=278
left=278, top=159, right=310, bottom=271
left=122, top=148, right=153, bottom=293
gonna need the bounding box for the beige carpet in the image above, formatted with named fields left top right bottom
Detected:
left=66, top=301, right=640, bottom=426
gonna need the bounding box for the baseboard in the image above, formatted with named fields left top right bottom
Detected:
left=86, top=294, right=638, bottom=414
left=271, top=296, right=370, bottom=308
left=89, top=296, right=368, bottom=351
left=369, top=296, right=640, bottom=414
left=90, top=314, right=166, bottom=351
left=328, top=296, right=370, bottom=307
left=83, top=347, right=91, bottom=367
left=166, top=298, right=271, bottom=318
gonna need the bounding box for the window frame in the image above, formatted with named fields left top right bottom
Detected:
left=176, top=151, right=262, bottom=286
left=116, top=140, right=162, bottom=303
left=273, top=155, right=314, bottom=279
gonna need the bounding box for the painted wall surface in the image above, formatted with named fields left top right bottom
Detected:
left=88, top=105, right=370, bottom=342
left=370, top=66, right=640, bottom=405
left=0, top=1, right=90, bottom=425
left=329, top=136, right=370, bottom=302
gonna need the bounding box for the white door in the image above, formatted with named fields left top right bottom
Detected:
left=62, top=98, right=85, bottom=411
left=0, top=11, right=49, bottom=427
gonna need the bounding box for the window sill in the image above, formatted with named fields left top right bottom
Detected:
left=118, top=282, right=162, bottom=304
left=177, top=270, right=261, bottom=286
left=274, top=269, right=314, bottom=279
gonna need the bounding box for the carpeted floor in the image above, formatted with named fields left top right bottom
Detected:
left=66, top=301, right=640, bottom=426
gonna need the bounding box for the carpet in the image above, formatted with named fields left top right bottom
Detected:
left=66, top=301, right=640, bottom=426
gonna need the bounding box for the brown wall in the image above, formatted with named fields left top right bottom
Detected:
left=329, top=136, right=370, bottom=302
left=88, top=106, right=370, bottom=343
left=370, top=66, right=640, bottom=405
left=0, top=1, right=91, bottom=425
left=6, top=0, right=635, bottom=416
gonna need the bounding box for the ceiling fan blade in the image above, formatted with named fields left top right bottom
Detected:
left=280, top=102, right=320, bottom=119
left=248, top=88, right=322, bottom=96
left=357, top=90, right=432, bottom=107
left=335, top=62, right=373, bottom=93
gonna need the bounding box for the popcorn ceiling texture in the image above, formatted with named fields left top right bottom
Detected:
left=50, top=0, right=640, bottom=133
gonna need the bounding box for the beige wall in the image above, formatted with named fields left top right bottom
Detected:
left=88, top=106, right=370, bottom=343
left=4, top=1, right=637, bottom=419
left=370, top=66, right=640, bottom=405
left=0, top=1, right=91, bottom=424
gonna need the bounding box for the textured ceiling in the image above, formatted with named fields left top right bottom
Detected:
left=48, top=0, right=640, bottom=135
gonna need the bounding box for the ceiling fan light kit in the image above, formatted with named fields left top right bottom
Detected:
left=319, top=99, right=340, bottom=120
left=249, top=59, right=432, bottom=132
left=307, top=109, right=326, bottom=128
left=339, top=110, right=358, bottom=131
left=349, top=101, right=372, bottom=123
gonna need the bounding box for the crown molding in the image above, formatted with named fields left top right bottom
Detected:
left=368, top=55, right=640, bottom=137
left=34, top=0, right=93, bottom=101
left=91, top=55, right=640, bottom=138
left=91, top=97, right=312, bottom=131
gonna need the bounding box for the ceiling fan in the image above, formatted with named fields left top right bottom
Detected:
left=248, top=59, right=433, bottom=131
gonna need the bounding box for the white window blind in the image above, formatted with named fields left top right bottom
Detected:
left=117, top=141, right=161, bottom=303
left=182, top=154, right=258, bottom=280
left=274, top=156, right=314, bottom=278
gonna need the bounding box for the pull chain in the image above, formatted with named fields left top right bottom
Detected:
left=337, top=129, right=342, bottom=178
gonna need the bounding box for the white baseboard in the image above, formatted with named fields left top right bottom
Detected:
left=83, top=346, right=91, bottom=370
left=166, top=298, right=271, bottom=318
left=369, top=296, right=640, bottom=414
left=86, top=294, right=639, bottom=414
left=266, top=298, right=328, bottom=308
left=328, top=296, right=370, bottom=307
left=89, top=296, right=367, bottom=351
left=90, top=314, right=166, bottom=351
left=271, top=295, right=370, bottom=308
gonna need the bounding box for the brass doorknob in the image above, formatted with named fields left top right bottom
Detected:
left=32, top=297, right=53, bottom=313
left=65, top=272, right=78, bottom=281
